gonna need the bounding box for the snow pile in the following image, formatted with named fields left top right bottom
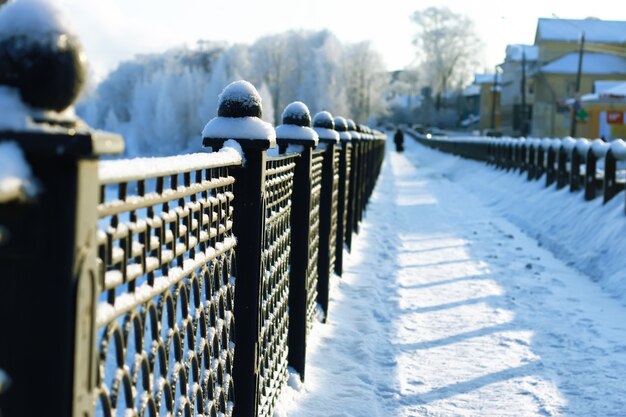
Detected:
left=275, top=125, right=319, bottom=142
left=0, top=0, right=75, bottom=40
left=0, top=141, right=38, bottom=203
left=611, top=139, right=626, bottom=160
left=202, top=116, right=276, bottom=145
left=98, top=147, right=242, bottom=183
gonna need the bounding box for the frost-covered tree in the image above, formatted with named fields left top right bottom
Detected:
left=343, top=41, right=389, bottom=123
left=411, top=7, right=483, bottom=109
left=77, top=30, right=389, bottom=155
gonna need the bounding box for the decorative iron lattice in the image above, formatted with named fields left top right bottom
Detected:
left=341, top=143, right=352, bottom=245
left=95, top=158, right=239, bottom=417
left=328, top=148, right=340, bottom=274
left=258, top=155, right=296, bottom=416
left=307, top=154, right=323, bottom=328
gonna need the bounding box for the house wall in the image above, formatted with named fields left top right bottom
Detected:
left=479, top=83, right=500, bottom=131
left=531, top=72, right=626, bottom=137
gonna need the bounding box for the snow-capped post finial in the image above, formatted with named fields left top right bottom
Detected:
left=275, top=101, right=319, bottom=153
left=312, top=111, right=339, bottom=144
left=202, top=80, right=276, bottom=153
left=332, top=116, right=353, bottom=142
left=0, top=0, right=86, bottom=114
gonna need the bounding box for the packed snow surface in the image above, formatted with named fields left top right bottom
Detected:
left=275, top=134, right=626, bottom=416
left=0, top=141, right=38, bottom=202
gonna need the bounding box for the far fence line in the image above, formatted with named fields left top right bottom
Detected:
left=407, top=130, right=626, bottom=214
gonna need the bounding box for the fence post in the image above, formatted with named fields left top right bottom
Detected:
left=202, top=81, right=276, bottom=417
left=312, top=112, right=340, bottom=322
left=570, top=142, right=583, bottom=192
left=335, top=118, right=354, bottom=276
left=275, top=102, right=319, bottom=380
left=603, top=150, right=618, bottom=203
left=558, top=138, right=575, bottom=189
left=535, top=141, right=545, bottom=180
left=345, top=127, right=360, bottom=251
left=0, top=5, right=124, bottom=415
left=545, top=140, right=558, bottom=187
left=584, top=147, right=598, bottom=201
left=527, top=142, right=536, bottom=180
left=519, top=142, right=527, bottom=174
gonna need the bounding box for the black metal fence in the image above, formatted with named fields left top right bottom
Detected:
left=0, top=69, right=385, bottom=417
left=408, top=130, right=626, bottom=213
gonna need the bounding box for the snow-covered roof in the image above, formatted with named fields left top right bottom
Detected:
left=540, top=52, right=626, bottom=75
left=594, top=80, right=626, bottom=93
left=474, top=73, right=501, bottom=84
left=505, top=44, right=539, bottom=62
left=536, top=18, right=626, bottom=44
left=583, top=81, right=626, bottom=101
left=462, top=84, right=480, bottom=97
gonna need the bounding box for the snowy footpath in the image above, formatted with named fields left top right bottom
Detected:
left=275, top=134, right=626, bottom=416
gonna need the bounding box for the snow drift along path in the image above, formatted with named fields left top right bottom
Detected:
left=275, top=135, right=626, bottom=416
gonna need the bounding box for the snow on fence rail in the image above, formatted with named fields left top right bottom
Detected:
left=407, top=130, right=626, bottom=213
left=0, top=20, right=386, bottom=417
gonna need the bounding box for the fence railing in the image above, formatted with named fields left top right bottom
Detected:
left=0, top=30, right=386, bottom=417
left=408, top=130, right=626, bottom=213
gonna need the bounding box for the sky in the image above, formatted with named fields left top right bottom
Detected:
left=57, top=0, right=626, bottom=80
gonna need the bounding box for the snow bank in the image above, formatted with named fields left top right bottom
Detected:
left=413, top=141, right=626, bottom=301
left=0, top=141, right=38, bottom=203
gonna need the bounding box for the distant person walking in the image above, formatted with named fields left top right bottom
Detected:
left=394, top=128, right=404, bottom=152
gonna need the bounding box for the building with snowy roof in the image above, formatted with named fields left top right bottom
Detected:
left=577, top=80, right=626, bottom=140
left=529, top=18, right=626, bottom=138
left=472, top=73, right=501, bottom=132
left=499, top=44, right=538, bottom=137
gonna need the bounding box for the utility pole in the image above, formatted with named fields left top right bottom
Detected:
left=570, top=31, right=585, bottom=137
left=520, top=49, right=527, bottom=137
left=490, top=66, right=499, bottom=130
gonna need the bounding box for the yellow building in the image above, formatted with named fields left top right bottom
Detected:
left=500, top=44, right=537, bottom=137
left=529, top=18, right=626, bottom=138
left=474, top=73, right=501, bottom=133
left=579, top=81, right=626, bottom=140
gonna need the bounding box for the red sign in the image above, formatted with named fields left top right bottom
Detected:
left=606, top=111, right=624, bottom=125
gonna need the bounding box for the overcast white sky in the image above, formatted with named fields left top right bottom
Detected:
left=58, top=0, right=626, bottom=79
